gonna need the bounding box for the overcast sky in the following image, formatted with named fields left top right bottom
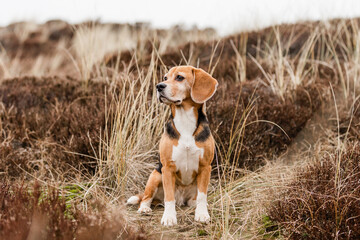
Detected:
left=1, top=0, right=360, bottom=35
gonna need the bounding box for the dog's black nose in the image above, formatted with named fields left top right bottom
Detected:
left=156, top=83, right=166, bottom=92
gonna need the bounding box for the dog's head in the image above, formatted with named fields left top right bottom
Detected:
left=156, top=66, right=218, bottom=105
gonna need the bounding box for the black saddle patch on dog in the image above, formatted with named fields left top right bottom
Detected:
left=165, top=120, right=179, bottom=139
left=195, top=106, right=211, bottom=142
left=197, top=106, right=209, bottom=125
left=155, top=161, right=163, bottom=174
left=195, top=124, right=211, bottom=142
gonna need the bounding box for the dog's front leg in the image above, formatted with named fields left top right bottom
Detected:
left=161, top=165, right=177, bottom=226
left=195, top=165, right=211, bottom=223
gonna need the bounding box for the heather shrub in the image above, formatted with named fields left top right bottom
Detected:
left=0, top=182, right=146, bottom=240
left=269, top=142, right=360, bottom=239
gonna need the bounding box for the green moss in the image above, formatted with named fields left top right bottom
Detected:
left=259, top=215, right=281, bottom=239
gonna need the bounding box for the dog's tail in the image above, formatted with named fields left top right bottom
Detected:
left=126, top=194, right=143, bottom=205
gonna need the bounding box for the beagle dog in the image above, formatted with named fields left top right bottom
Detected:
left=127, top=66, right=218, bottom=226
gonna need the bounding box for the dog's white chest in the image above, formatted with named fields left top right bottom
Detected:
left=172, top=107, right=204, bottom=185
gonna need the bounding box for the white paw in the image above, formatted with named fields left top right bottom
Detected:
left=161, top=200, right=177, bottom=226
left=138, top=205, right=152, bottom=213
left=161, top=212, right=177, bottom=226
left=195, top=208, right=210, bottom=223
left=127, top=195, right=140, bottom=205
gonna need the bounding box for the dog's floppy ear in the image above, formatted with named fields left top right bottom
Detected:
left=191, top=68, right=218, bottom=104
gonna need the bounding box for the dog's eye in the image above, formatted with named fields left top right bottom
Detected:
left=164, top=76, right=167, bottom=81
left=176, top=75, right=184, bottom=81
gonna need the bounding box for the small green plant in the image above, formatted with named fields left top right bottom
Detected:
left=197, top=229, right=209, bottom=237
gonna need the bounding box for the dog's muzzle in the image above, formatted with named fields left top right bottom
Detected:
left=156, top=83, right=181, bottom=104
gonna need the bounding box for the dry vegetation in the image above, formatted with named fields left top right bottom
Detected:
left=0, top=182, right=146, bottom=240
left=0, top=17, right=360, bottom=239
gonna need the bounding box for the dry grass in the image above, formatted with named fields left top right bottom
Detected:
left=1, top=18, right=360, bottom=239
left=0, top=181, right=146, bottom=240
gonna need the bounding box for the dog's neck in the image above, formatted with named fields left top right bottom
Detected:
left=169, top=100, right=207, bottom=136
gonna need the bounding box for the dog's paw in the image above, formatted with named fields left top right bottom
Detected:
left=138, top=205, right=152, bottom=214
left=161, top=200, right=177, bottom=226
left=161, top=212, right=177, bottom=226
left=187, top=199, right=197, bottom=207
left=195, top=208, right=210, bottom=223
left=127, top=195, right=140, bottom=205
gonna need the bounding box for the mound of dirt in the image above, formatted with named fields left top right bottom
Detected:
left=207, top=79, right=327, bottom=169
left=269, top=142, right=360, bottom=239
left=0, top=77, right=111, bottom=179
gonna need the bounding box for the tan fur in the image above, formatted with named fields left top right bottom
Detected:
left=195, top=133, right=215, bottom=194
left=191, top=68, right=218, bottom=103
left=141, top=170, right=162, bottom=202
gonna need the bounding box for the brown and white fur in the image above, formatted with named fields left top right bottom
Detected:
left=127, top=66, right=218, bottom=226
